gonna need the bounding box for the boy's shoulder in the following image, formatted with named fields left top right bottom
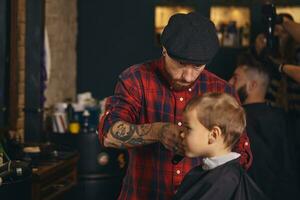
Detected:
left=219, top=159, right=268, bottom=200
left=175, top=159, right=268, bottom=200
left=174, top=159, right=241, bottom=200
left=208, top=158, right=241, bottom=187
left=184, top=158, right=241, bottom=186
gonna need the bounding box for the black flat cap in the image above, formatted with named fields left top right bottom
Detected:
left=161, top=12, right=219, bottom=65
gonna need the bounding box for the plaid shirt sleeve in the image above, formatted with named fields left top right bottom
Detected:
left=98, top=67, right=142, bottom=146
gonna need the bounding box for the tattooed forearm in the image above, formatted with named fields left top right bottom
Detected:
left=104, top=139, right=127, bottom=149
left=157, top=123, right=170, bottom=140
left=127, top=138, right=145, bottom=146
left=136, top=124, right=153, bottom=136
left=106, top=121, right=162, bottom=148
left=110, top=121, right=136, bottom=141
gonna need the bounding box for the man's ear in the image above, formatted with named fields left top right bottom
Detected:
left=162, top=47, right=167, bottom=56
left=199, top=65, right=206, bottom=73
left=208, top=126, right=222, bottom=144
left=247, top=80, right=257, bottom=92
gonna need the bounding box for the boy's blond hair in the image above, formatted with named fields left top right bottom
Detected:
left=184, top=92, right=246, bottom=149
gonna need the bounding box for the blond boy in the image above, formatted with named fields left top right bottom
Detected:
left=174, top=93, right=267, bottom=200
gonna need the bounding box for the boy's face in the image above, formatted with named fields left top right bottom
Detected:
left=182, top=109, right=211, bottom=158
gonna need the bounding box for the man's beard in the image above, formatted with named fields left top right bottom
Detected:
left=172, top=80, right=193, bottom=91
left=237, top=85, right=248, bottom=104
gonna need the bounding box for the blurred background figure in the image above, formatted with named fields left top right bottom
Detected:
left=267, top=13, right=300, bottom=176
left=250, top=32, right=267, bottom=60
left=229, top=52, right=299, bottom=200
left=249, top=11, right=300, bottom=177
left=261, top=13, right=300, bottom=114
left=281, top=14, right=300, bottom=43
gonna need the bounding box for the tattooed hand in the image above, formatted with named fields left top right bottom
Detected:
left=157, top=123, right=185, bottom=155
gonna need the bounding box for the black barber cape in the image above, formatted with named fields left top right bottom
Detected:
left=243, top=103, right=299, bottom=199
left=173, top=159, right=268, bottom=200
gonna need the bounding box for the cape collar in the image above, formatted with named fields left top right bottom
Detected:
left=202, top=152, right=240, bottom=170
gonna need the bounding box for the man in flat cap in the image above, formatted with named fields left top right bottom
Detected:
left=98, top=12, right=252, bottom=200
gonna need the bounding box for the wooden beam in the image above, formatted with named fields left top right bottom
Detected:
left=8, top=0, right=19, bottom=132
left=0, top=0, right=9, bottom=130
left=25, top=0, right=45, bottom=142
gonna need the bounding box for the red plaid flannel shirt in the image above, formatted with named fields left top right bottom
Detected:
left=98, top=57, right=252, bottom=200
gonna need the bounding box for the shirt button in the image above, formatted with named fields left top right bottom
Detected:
left=188, top=88, right=192, bottom=92
left=178, top=122, right=182, bottom=126
left=105, top=111, right=110, bottom=115
left=245, top=142, right=249, bottom=146
left=179, top=97, right=184, bottom=101
left=176, top=170, right=181, bottom=175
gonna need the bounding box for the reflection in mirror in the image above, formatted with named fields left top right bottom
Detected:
left=210, top=6, right=250, bottom=47
left=155, top=5, right=195, bottom=44
left=277, top=7, right=300, bottom=22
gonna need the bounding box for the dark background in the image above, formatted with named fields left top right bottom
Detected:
left=76, top=0, right=299, bottom=99
left=77, top=0, right=213, bottom=99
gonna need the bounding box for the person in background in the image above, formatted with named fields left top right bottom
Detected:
left=277, top=63, right=300, bottom=83
left=174, top=93, right=267, bottom=200
left=281, top=14, right=300, bottom=43
left=251, top=33, right=267, bottom=59
left=264, top=13, right=300, bottom=111
left=251, top=14, right=300, bottom=84
left=229, top=53, right=299, bottom=200
left=266, top=13, right=300, bottom=177
left=98, top=12, right=252, bottom=200
left=251, top=14, right=300, bottom=172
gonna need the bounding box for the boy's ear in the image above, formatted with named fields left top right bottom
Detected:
left=208, top=126, right=222, bottom=144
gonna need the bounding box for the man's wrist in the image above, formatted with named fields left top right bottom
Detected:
left=154, top=122, right=169, bottom=142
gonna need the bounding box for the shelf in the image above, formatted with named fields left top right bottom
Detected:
left=210, top=6, right=250, bottom=48
left=154, top=5, right=195, bottom=34
left=210, top=6, right=250, bottom=29
left=277, top=6, right=300, bottom=22
left=31, top=155, right=79, bottom=200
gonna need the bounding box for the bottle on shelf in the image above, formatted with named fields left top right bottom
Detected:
left=224, top=21, right=238, bottom=47
left=216, top=24, right=224, bottom=46
left=69, top=113, right=80, bottom=134
left=0, top=139, right=9, bottom=165
left=82, top=110, right=90, bottom=133
left=242, top=22, right=250, bottom=47
left=65, top=100, right=75, bottom=126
